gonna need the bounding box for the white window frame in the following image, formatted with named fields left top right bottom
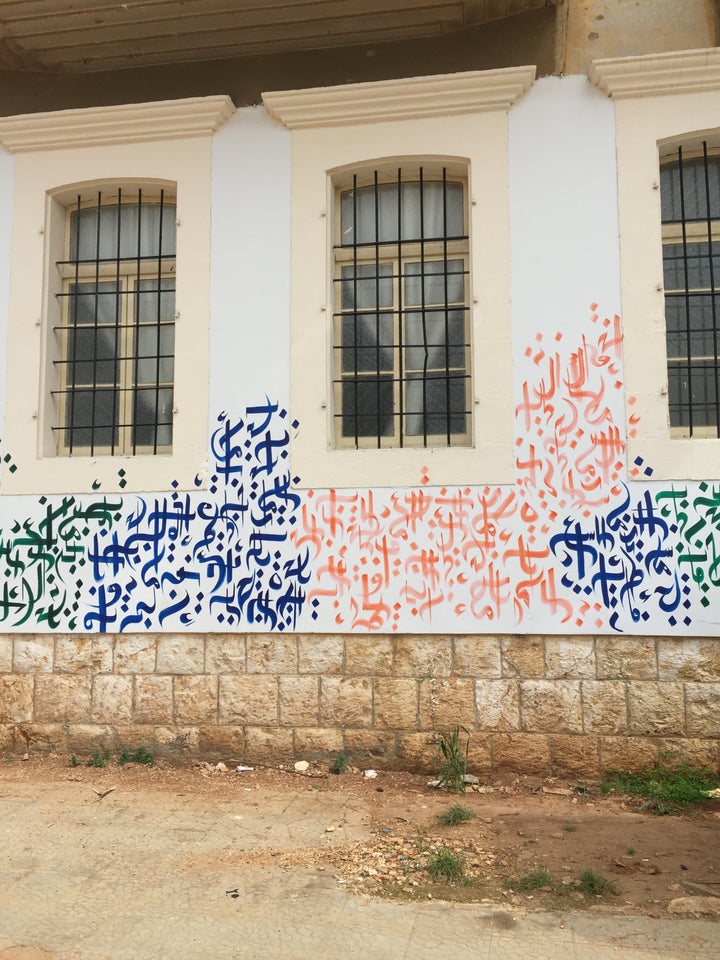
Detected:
left=0, top=96, right=235, bottom=495
left=590, top=48, right=720, bottom=479
left=263, top=67, right=534, bottom=489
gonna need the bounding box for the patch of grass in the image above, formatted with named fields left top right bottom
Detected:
left=427, top=847, right=465, bottom=883
left=503, top=868, right=551, bottom=892
left=576, top=868, right=616, bottom=897
left=562, top=823, right=577, bottom=832
left=330, top=752, right=349, bottom=775
left=438, top=804, right=475, bottom=827
left=87, top=749, right=110, bottom=769
left=415, top=830, right=429, bottom=854
left=117, top=746, right=154, bottom=766
left=434, top=726, right=470, bottom=793
left=626, top=846, right=635, bottom=855
left=601, top=764, right=720, bottom=814
left=69, top=754, right=80, bottom=767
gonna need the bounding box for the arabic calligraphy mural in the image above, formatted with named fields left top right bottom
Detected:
left=0, top=401, right=309, bottom=633
left=0, top=307, right=718, bottom=634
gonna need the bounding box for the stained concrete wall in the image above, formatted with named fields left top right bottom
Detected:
left=0, top=6, right=558, bottom=116
left=562, top=0, right=717, bottom=74
left=0, top=2, right=715, bottom=118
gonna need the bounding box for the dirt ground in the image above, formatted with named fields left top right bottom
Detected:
left=2, top=752, right=719, bottom=920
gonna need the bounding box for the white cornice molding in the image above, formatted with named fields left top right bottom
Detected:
left=590, top=48, right=720, bottom=99
left=0, top=96, right=236, bottom=153
left=262, top=66, right=536, bottom=129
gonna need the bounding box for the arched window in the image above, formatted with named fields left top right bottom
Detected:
left=332, top=163, right=471, bottom=448
left=0, top=95, right=232, bottom=495
left=52, top=188, right=176, bottom=455
left=53, top=186, right=177, bottom=455
left=661, top=144, right=720, bottom=438
left=264, top=69, right=528, bottom=489
left=591, top=49, right=720, bottom=480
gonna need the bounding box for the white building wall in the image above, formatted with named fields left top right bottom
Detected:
left=0, top=74, right=717, bottom=637
left=0, top=145, right=12, bottom=433
left=210, top=106, right=292, bottom=416
left=509, top=75, right=620, bottom=338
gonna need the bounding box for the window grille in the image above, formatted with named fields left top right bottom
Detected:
left=333, top=166, right=471, bottom=448
left=661, top=144, right=720, bottom=437
left=53, top=188, right=176, bottom=455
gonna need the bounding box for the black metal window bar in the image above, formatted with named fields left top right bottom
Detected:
left=333, top=166, right=471, bottom=448
left=53, top=188, right=176, bottom=456
left=661, top=143, right=720, bottom=437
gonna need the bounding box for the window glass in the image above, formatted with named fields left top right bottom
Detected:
left=334, top=167, right=470, bottom=448
left=661, top=155, right=720, bottom=223
left=661, top=145, right=720, bottom=437
left=68, top=199, right=177, bottom=261
left=340, top=179, right=464, bottom=245
left=56, top=188, right=176, bottom=455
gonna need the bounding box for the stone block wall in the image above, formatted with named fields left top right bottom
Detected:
left=1, top=633, right=718, bottom=777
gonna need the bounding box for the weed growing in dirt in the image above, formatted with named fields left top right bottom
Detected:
left=562, top=823, right=577, bottom=832
left=499, top=867, right=617, bottom=900
left=427, top=848, right=465, bottom=882
left=576, top=868, right=616, bottom=897
left=117, top=747, right=154, bottom=766
left=601, top=764, right=720, bottom=814
left=438, top=804, right=475, bottom=827
left=434, top=726, right=469, bottom=792
left=415, top=830, right=430, bottom=854
left=87, top=749, right=110, bottom=769
left=503, top=868, right=551, bottom=892
left=69, top=755, right=80, bottom=768
left=330, top=752, right=349, bottom=774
